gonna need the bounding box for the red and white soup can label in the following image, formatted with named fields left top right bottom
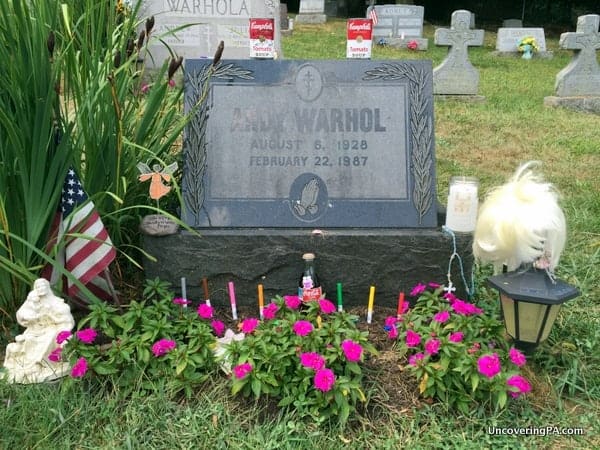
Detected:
left=249, top=18, right=275, bottom=59
left=346, top=18, right=372, bottom=59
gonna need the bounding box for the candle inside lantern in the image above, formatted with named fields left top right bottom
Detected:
left=367, top=285, right=375, bottom=324
left=445, top=176, right=479, bottom=232
left=228, top=281, right=238, bottom=320
left=397, top=291, right=405, bottom=319
left=336, top=282, right=343, bottom=312
left=202, top=277, right=211, bottom=306
left=258, top=284, right=264, bottom=319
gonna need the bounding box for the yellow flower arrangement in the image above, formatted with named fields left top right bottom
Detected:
left=518, top=36, right=539, bottom=52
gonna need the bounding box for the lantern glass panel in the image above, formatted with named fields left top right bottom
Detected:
left=500, top=294, right=561, bottom=343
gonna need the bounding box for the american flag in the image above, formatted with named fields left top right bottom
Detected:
left=44, top=168, right=116, bottom=302
left=369, top=7, right=378, bottom=26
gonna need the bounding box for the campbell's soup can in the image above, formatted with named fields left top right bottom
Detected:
left=346, top=18, right=372, bottom=59
left=249, top=18, right=275, bottom=59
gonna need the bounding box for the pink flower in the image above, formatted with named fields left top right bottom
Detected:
left=387, top=326, right=398, bottom=339
left=410, top=283, right=427, bottom=297
left=451, top=299, right=483, bottom=316
left=299, top=352, right=326, bottom=371
left=506, top=375, right=532, bottom=398
left=407, top=40, right=419, bottom=50
left=263, top=303, right=279, bottom=320
left=168, top=78, right=176, bottom=87
left=56, top=330, right=72, bottom=344
left=240, top=318, right=259, bottom=334
left=76, top=328, right=97, bottom=344
left=341, top=340, right=363, bottom=362
left=408, top=352, right=425, bottom=366
left=477, top=353, right=501, bottom=379
left=428, top=282, right=441, bottom=288
left=141, top=83, right=150, bottom=94
left=405, top=329, right=421, bottom=347
left=293, top=320, right=314, bottom=337
left=433, top=310, right=450, bottom=323
left=48, top=347, right=62, bottom=362
left=71, top=357, right=88, bottom=378
left=197, top=303, right=213, bottom=319
left=318, top=298, right=337, bottom=314
left=211, top=320, right=226, bottom=337
left=385, top=316, right=399, bottom=328
left=284, top=295, right=301, bottom=309
left=151, top=339, right=176, bottom=357
left=173, top=297, right=191, bottom=306
left=425, top=339, right=441, bottom=355
left=448, top=332, right=464, bottom=343
left=443, top=291, right=458, bottom=304
left=233, top=362, right=253, bottom=379
left=509, top=348, right=527, bottom=367
left=314, top=368, right=335, bottom=392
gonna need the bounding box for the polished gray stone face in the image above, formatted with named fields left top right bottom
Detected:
left=496, top=28, right=547, bottom=52
left=182, top=59, right=438, bottom=227
left=555, top=14, right=600, bottom=97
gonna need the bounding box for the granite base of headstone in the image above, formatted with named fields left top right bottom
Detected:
left=295, top=0, right=327, bottom=24
left=368, top=4, right=428, bottom=50
left=433, top=10, right=485, bottom=97
left=492, top=27, right=553, bottom=59
left=143, top=226, right=474, bottom=307
left=375, top=37, right=429, bottom=51
left=544, top=14, right=600, bottom=115
left=434, top=94, right=486, bottom=103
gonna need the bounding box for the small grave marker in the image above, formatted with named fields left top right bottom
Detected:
left=367, top=4, right=428, bottom=50
left=433, top=10, right=484, bottom=96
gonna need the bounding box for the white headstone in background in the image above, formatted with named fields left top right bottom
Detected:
left=139, top=0, right=283, bottom=65
left=496, top=28, right=547, bottom=52
left=296, top=0, right=326, bottom=24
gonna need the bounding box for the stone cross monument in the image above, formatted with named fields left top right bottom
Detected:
left=433, top=10, right=484, bottom=96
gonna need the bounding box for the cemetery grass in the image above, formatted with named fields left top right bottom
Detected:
left=1, top=20, right=600, bottom=448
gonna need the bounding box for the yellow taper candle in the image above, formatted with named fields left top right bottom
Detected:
left=367, top=285, right=375, bottom=324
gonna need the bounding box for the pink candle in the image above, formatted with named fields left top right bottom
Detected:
left=228, top=281, right=238, bottom=320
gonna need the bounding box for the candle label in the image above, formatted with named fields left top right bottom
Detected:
left=299, top=286, right=323, bottom=302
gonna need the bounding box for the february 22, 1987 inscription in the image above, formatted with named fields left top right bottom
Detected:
left=182, top=59, right=437, bottom=228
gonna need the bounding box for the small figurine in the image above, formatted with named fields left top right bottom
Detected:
left=3, top=279, right=75, bottom=383
left=137, top=161, right=178, bottom=202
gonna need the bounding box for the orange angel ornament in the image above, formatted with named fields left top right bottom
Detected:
left=137, top=162, right=178, bottom=202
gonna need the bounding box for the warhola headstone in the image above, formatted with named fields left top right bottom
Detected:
left=138, top=0, right=283, bottom=64
left=143, top=60, right=474, bottom=305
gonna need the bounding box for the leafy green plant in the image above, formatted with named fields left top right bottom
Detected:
left=390, top=283, right=531, bottom=413
left=224, top=296, right=377, bottom=424
left=56, top=279, right=220, bottom=397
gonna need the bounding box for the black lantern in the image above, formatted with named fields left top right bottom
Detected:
left=487, top=268, right=580, bottom=353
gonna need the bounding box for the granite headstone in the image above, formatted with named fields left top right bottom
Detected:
left=495, top=27, right=552, bottom=58
left=433, top=10, right=484, bottom=96
left=544, top=14, right=600, bottom=114
left=181, top=59, right=438, bottom=228
left=295, top=0, right=327, bottom=24
left=367, top=4, right=428, bottom=50
left=138, top=0, right=283, bottom=64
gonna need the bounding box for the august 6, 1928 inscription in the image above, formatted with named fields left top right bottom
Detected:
left=182, top=59, right=437, bottom=228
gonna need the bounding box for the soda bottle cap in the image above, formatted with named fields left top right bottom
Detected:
left=302, top=252, right=315, bottom=260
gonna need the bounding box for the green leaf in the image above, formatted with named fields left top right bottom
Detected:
left=175, top=360, right=187, bottom=375
left=471, top=373, right=480, bottom=392
left=251, top=378, right=261, bottom=398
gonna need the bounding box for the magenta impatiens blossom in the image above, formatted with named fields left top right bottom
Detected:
left=75, top=328, right=97, bottom=344
left=509, top=348, right=527, bottom=367
left=263, top=302, right=279, bottom=320
left=448, top=332, right=464, bottom=343
left=233, top=362, right=253, bottom=379
left=506, top=375, right=532, bottom=398
left=56, top=330, right=72, bottom=344
left=424, top=338, right=441, bottom=355
left=211, top=320, right=226, bottom=337
left=314, top=368, right=335, bottom=392
left=405, top=329, right=421, bottom=347
left=477, top=353, right=501, bottom=378
left=432, top=310, right=450, bottom=323
left=318, top=298, right=337, bottom=314
left=173, top=297, right=191, bottom=306
left=410, top=283, right=427, bottom=297
left=451, top=299, right=483, bottom=316
left=240, top=318, right=260, bottom=334
left=71, top=357, right=88, bottom=378
left=341, top=340, right=363, bottom=362
left=408, top=352, right=425, bottom=366
left=292, top=320, right=314, bottom=337
left=197, top=303, right=213, bottom=319
left=284, top=295, right=301, bottom=309
left=152, top=339, right=176, bottom=357
left=48, top=347, right=62, bottom=362
left=299, top=352, right=326, bottom=371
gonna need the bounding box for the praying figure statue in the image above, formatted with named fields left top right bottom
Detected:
left=3, top=279, right=74, bottom=384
